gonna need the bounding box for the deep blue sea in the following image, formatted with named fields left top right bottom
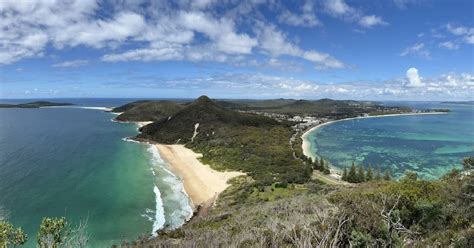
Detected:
left=0, top=99, right=192, bottom=247
left=306, top=102, right=474, bottom=179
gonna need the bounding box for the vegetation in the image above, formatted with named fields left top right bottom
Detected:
left=0, top=217, right=88, bottom=248
left=0, top=221, right=27, bottom=247
left=0, top=101, right=73, bottom=108
left=111, top=100, right=185, bottom=122
left=341, top=162, right=392, bottom=183
left=139, top=96, right=312, bottom=184
left=134, top=158, right=473, bottom=247
left=220, top=98, right=412, bottom=118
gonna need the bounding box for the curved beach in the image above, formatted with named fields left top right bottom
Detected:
left=155, top=144, right=245, bottom=209
left=301, top=112, right=448, bottom=169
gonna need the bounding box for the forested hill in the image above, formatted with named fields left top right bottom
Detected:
left=111, top=100, right=184, bottom=122
left=138, top=95, right=311, bottom=184
left=111, top=97, right=412, bottom=122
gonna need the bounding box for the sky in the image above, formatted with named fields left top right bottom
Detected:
left=0, top=0, right=473, bottom=100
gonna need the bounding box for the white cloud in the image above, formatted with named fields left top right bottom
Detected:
left=358, top=15, right=388, bottom=28
left=52, top=59, right=89, bottom=68
left=257, top=24, right=345, bottom=69
left=400, top=43, right=430, bottom=58
left=324, top=0, right=353, bottom=16
left=446, top=23, right=472, bottom=36
left=439, top=41, right=460, bottom=50
left=405, top=67, right=425, bottom=88
left=464, top=35, right=474, bottom=44
left=445, top=23, right=474, bottom=46
left=102, top=71, right=474, bottom=100
left=323, top=0, right=388, bottom=28
left=278, top=0, right=320, bottom=27
left=0, top=0, right=345, bottom=70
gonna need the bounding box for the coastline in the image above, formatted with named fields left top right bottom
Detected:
left=115, top=116, right=245, bottom=233
left=155, top=144, right=245, bottom=209
left=301, top=112, right=448, bottom=175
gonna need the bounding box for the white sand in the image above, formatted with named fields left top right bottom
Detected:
left=156, top=144, right=245, bottom=209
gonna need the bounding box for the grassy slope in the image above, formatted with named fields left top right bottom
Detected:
left=124, top=171, right=473, bottom=247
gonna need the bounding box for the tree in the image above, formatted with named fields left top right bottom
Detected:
left=366, top=165, right=373, bottom=181
left=383, top=169, right=391, bottom=181
left=319, top=157, right=325, bottom=172
left=348, top=162, right=357, bottom=183
left=462, top=156, right=474, bottom=170
left=357, top=165, right=365, bottom=183
left=323, top=162, right=331, bottom=175
left=375, top=165, right=382, bottom=180
left=0, top=221, right=27, bottom=247
left=342, top=167, right=348, bottom=181
left=37, top=217, right=68, bottom=248
left=313, top=158, right=320, bottom=171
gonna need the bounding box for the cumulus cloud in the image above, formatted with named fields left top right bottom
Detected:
left=405, top=67, right=425, bottom=88
left=0, top=0, right=346, bottom=69
left=100, top=70, right=473, bottom=100
left=52, top=60, right=89, bottom=68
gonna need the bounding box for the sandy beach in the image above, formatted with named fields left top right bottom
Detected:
left=155, top=144, right=245, bottom=209
left=301, top=111, right=448, bottom=170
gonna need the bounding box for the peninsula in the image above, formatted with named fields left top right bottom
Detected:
left=0, top=101, right=73, bottom=108
left=108, top=96, right=472, bottom=248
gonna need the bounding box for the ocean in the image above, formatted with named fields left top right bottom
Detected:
left=1, top=99, right=473, bottom=246
left=0, top=99, right=192, bottom=247
left=305, top=102, right=474, bottom=179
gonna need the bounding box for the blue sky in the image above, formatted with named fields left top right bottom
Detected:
left=0, top=0, right=473, bottom=100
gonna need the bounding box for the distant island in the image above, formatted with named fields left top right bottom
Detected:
left=0, top=101, right=73, bottom=108
left=441, top=101, right=474, bottom=105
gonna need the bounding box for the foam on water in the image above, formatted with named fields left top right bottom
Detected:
left=121, top=137, right=141, bottom=144
left=76, top=106, right=112, bottom=111
left=151, top=186, right=166, bottom=236
left=146, top=145, right=193, bottom=233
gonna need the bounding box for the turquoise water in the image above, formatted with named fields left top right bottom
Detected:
left=0, top=99, right=192, bottom=247
left=306, top=102, right=474, bottom=179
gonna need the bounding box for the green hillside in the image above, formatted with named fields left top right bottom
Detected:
left=112, top=100, right=185, bottom=122
left=138, top=96, right=311, bottom=184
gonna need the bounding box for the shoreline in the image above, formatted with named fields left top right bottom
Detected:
left=155, top=144, right=245, bottom=210
left=301, top=111, right=448, bottom=175
left=127, top=119, right=245, bottom=209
